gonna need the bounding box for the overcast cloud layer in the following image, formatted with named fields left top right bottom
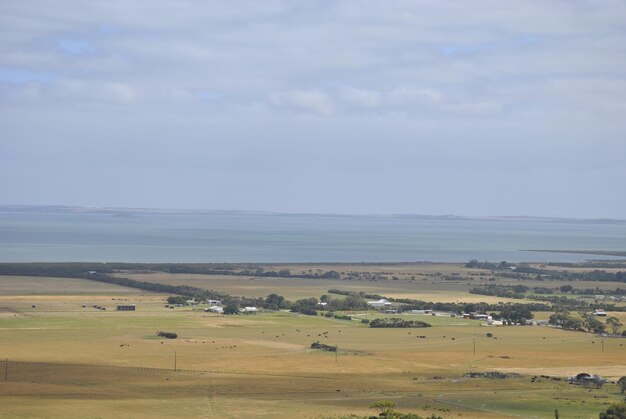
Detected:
left=1, top=1, right=625, bottom=218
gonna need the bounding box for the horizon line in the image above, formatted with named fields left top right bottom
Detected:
left=0, top=204, right=624, bottom=224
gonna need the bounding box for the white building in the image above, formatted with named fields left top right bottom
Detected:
left=242, top=306, right=258, bottom=314
left=205, top=306, right=224, bottom=314
left=367, top=299, right=392, bottom=309
left=207, top=299, right=222, bottom=306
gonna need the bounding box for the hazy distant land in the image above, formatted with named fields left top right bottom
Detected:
left=1, top=205, right=625, bottom=225
left=526, top=249, right=626, bottom=257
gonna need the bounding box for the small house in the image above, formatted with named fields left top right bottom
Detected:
left=242, top=306, right=258, bottom=314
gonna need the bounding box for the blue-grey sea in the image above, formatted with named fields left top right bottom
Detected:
left=0, top=211, right=625, bottom=263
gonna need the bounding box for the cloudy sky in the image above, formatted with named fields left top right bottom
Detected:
left=1, top=1, right=625, bottom=218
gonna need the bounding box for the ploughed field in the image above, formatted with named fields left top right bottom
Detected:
left=0, top=263, right=625, bottom=418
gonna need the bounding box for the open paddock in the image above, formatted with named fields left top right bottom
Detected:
left=0, top=275, right=144, bottom=295
left=1, top=268, right=625, bottom=417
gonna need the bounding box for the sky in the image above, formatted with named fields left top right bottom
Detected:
left=1, top=1, right=625, bottom=218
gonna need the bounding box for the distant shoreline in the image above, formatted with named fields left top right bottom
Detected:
left=525, top=249, right=626, bottom=257
left=1, top=205, right=624, bottom=225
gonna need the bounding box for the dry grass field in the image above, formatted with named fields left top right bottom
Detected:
left=1, top=264, right=625, bottom=418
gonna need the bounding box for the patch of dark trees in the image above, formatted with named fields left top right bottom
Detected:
left=157, top=331, right=177, bottom=339
left=369, top=318, right=431, bottom=328
left=310, top=342, right=337, bottom=351
left=325, top=312, right=352, bottom=320
left=290, top=293, right=369, bottom=316
left=548, top=310, right=610, bottom=334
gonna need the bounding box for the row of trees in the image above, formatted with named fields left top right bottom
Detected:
left=327, top=288, right=551, bottom=314
left=369, top=318, right=431, bottom=328
left=464, top=260, right=626, bottom=283
left=548, top=310, right=623, bottom=334
left=290, top=293, right=370, bottom=316
left=0, top=262, right=344, bottom=281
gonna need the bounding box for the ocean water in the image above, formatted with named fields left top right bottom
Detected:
left=0, top=211, right=625, bottom=263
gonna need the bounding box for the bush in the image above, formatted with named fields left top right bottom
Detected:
left=157, top=331, right=177, bottom=339
left=223, top=304, right=240, bottom=315
left=599, top=402, right=626, bottom=419
left=310, top=341, right=337, bottom=352
left=290, top=298, right=319, bottom=316
left=166, top=296, right=187, bottom=305
left=292, top=306, right=318, bottom=316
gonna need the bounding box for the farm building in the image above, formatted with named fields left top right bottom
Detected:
left=367, top=299, right=392, bottom=309
left=242, top=306, right=258, bottom=314
left=593, top=309, right=607, bottom=316
left=465, top=313, right=490, bottom=320
left=116, top=305, right=136, bottom=311
left=568, top=373, right=606, bottom=386
left=207, top=299, right=222, bottom=306
left=205, top=306, right=224, bottom=314
left=410, top=309, right=431, bottom=314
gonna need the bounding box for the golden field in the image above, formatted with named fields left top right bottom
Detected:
left=1, top=264, right=625, bottom=418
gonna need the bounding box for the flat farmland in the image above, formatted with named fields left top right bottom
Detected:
left=0, top=275, right=144, bottom=295
left=1, top=267, right=625, bottom=418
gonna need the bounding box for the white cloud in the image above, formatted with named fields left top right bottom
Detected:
left=270, top=89, right=334, bottom=115
left=385, top=86, right=442, bottom=107
left=1, top=1, right=626, bottom=216
left=340, top=87, right=381, bottom=108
